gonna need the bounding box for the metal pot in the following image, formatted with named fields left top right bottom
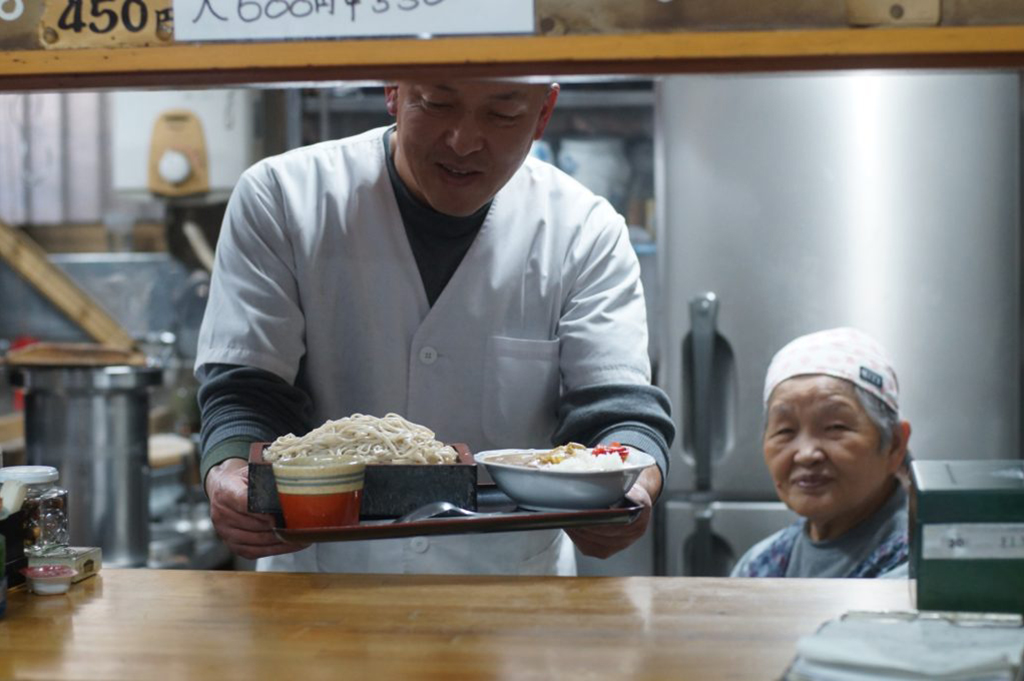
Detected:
left=10, top=365, right=163, bottom=567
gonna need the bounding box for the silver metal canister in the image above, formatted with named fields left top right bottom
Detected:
left=10, top=365, right=162, bottom=567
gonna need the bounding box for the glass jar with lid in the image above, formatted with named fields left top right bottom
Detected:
left=0, top=466, right=69, bottom=556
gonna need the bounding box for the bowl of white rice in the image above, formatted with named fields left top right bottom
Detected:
left=474, top=444, right=656, bottom=511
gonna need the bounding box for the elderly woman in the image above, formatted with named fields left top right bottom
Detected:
left=731, top=327, right=911, bottom=578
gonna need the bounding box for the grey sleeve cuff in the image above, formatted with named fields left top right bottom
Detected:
left=552, top=383, right=674, bottom=486
left=196, top=362, right=313, bottom=493
left=590, top=425, right=669, bottom=486
left=200, top=437, right=260, bottom=493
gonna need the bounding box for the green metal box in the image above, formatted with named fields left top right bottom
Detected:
left=910, top=460, right=1024, bottom=614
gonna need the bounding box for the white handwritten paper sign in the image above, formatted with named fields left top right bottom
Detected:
left=172, top=0, right=535, bottom=42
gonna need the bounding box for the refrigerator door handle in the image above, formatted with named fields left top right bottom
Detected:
left=688, top=292, right=719, bottom=492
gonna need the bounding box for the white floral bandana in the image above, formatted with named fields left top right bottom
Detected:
left=763, top=327, right=899, bottom=413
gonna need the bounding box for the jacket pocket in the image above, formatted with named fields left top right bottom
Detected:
left=482, top=336, right=560, bottom=447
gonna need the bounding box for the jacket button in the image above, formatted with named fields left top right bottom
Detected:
left=410, top=537, right=430, bottom=553
left=418, top=346, right=438, bottom=365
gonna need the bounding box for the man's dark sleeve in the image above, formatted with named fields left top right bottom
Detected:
left=196, top=363, right=313, bottom=487
left=551, top=383, right=675, bottom=485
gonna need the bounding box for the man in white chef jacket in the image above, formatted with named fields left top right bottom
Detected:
left=196, top=78, right=674, bottom=575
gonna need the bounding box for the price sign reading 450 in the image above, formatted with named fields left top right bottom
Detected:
left=58, top=0, right=150, bottom=33
left=41, top=0, right=172, bottom=47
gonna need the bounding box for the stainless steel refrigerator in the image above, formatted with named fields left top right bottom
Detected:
left=654, top=70, right=1021, bottom=576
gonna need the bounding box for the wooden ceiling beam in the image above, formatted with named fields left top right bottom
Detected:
left=3, top=26, right=1024, bottom=92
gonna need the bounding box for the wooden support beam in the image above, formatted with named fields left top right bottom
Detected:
left=4, top=25, right=1024, bottom=91
left=0, top=219, right=136, bottom=350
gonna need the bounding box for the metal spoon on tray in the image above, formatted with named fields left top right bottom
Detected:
left=394, top=501, right=501, bottom=524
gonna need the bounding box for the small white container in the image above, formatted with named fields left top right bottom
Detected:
left=21, top=564, right=77, bottom=595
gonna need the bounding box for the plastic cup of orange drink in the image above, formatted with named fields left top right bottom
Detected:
left=271, top=455, right=365, bottom=528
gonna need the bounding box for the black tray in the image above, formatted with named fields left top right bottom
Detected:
left=274, top=489, right=643, bottom=543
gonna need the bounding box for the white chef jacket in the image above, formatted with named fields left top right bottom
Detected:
left=196, top=126, right=651, bottom=576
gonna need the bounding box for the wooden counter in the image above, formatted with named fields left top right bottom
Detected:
left=0, top=569, right=914, bottom=680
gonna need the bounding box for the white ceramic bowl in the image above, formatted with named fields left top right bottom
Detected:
left=475, top=448, right=656, bottom=511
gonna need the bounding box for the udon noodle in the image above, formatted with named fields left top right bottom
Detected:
left=264, top=413, right=457, bottom=465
